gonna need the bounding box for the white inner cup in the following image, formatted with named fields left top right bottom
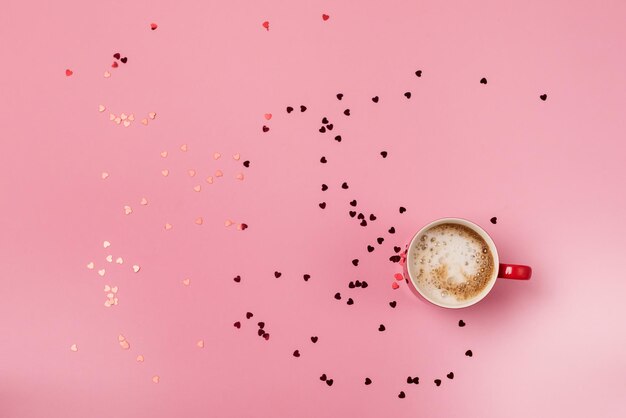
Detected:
left=406, top=218, right=500, bottom=309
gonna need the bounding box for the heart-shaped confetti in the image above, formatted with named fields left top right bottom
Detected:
left=262, top=21, right=269, bottom=30
left=98, top=104, right=106, bottom=112
left=322, top=14, right=330, bottom=21
left=65, top=69, right=73, bottom=77
left=132, top=265, right=140, bottom=273
left=141, top=118, right=148, bottom=125
left=180, top=144, right=187, bottom=152
left=182, top=278, right=190, bottom=286
left=115, top=257, right=123, bottom=264
left=119, top=340, right=130, bottom=350
left=101, top=172, right=109, bottom=180
left=224, top=220, right=233, bottom=227
left=118, top=334, right=126, bottom=342
left=394, top=273, right=404, bottom=281
left=103, top=241, right=111, bottom=248
left=124, top=205, right=133, bottom=215
left=152, top=376, right=160, bottom=383
left=196, top=340, right=204, bottom=348
left=149, top=112, right=157, bottom=120
left=193, top=185, right=201, bottom=192
left=205, top=176, right=214, bottom=184
left=136, top=355, right=144, bottom=362
left=114, top=117, right=121, bottom=124
left=161, top=169, right=169, bottom=177
left=123, top=120, right=131, bottom=127
left=264, top=113, right=272, bottom=120
left=140, top=198, right=148, bottom=206
left=188, top=169, right=196, bottom=177
left=104, top=285, right=111, bottom=292
left=160, top=151, right=168, bottom=158
left=112, top=61, right=118, bottom=68
left=104, top=300, right=112, bottom=308
left=195, top=217, right=203, bottom=225
left=111, top=286, right=118, bottom=293
left=150, top=23, right=158, bottom=30
left=235, top=173, right=244, bottom=181
left=215, top=170, right=223, bottom=177
left=98, top=269, right=106, bottom=277
left=104, top=71, right=111, bottom=78
left=87, top=262, right=94, bottom=270
left=128, top=114, right=134, bottom=121
left=105, top=255, right=113, bottom=263
left=70, top=344, right=78, bottom=351
left=237, top=223, right=248, bottom=231
left=213, top=152, right=221, bottom=160
left=232, top=153, right=240, bottom=160
left=391, top=282, right=399, bottom=289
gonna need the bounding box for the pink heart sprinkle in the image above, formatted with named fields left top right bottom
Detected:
left=165, top=223, right=172, bottom=230
left=213, top=152, right=221, bottom=160
left=235, top=173, right=244, bottom=181
left=215, top=170, right=223, bottom=177
left=188, top=169, right=196, bottom=177
left=101, top=172, right=109, bottom=180
left=232, top=153, right=240, bottom=160
left=193, top=185, right=201, bottom=192
left=264, top=113, right=272, bottom=120
left=70, top=344, right=78, bottom=351
left=224, top=220, right=233, bottom=227
left=182, top=278, right=190, bottom=286
left=195, top=217, right=203, bottom=225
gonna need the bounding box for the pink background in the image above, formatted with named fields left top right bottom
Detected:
left=1, top=0, right=625, bottom=417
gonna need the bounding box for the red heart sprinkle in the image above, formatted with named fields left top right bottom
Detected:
left=262, top=21, right=269, bottom=31
left=322, top=14, right=330, bottom=21
left=392, top=282, right=400, bottom=290
left=264, top=113, right=272, bottom=120
left=394, top=273, right=404, bottom=281
left=65, top=69, right=73, bottom=77
left=112, top=61, right=118, bottom=68
left=150, top=23, right=158, bottom=30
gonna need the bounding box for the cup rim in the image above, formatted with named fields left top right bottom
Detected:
left=406, top=217, right=500, bottom=309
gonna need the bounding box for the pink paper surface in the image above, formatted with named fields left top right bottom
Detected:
left=1, top=1, right=625, bottom=417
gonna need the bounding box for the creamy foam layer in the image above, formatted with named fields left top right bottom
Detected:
left=410, top=223, right=494, bottom=306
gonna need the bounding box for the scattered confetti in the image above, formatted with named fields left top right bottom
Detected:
left=434, top=379, right=442, bottom=386
left=65, top=69, right=73, bottom=77
left=103, top=241, right=111, bottom=248
left=161, top=169, right=169, bottom=177
left=98, top=104, right=106, bottom=112
left=540, top=94, right=547, bottom=101
left=152, top=375, right=160, bottom=383
left=164, top=223, right=172, bottom=230
left=293, top=350, right=300, bottom=357
left=197, top=340, right=205, bottom=348
left=378, top=324, right=386, bottom=332
left=398, top=391, right=406, bottom=399
left=490, top=217, right=497, bottom=224
left=140, top=198, right=148, bottom=206
left=391, top=282, right=399, bottom=290
left=188, top=169, right=196, bottom=177
left=215, top=170, right=223, bottom=177
left=195, top=217, right=203, bottom=225
left=149, top=112, right=157, bottom=120
left=233, top=153, right=240, bottom=160
left=264, top=113, right=272, bottom=120
left=101, top=172, right=109, bottom=180
left=235, top=173, right=244, bottom=181
left=104, top=71, right=111, bottom=78
left=70, top=344, right=78, bottom=352
left=322, top=14, right=330, bottom=21
left=224, top=220, right=233, bottom=227
left=389, top=301, right=397, bottom=308
left=98, top=269, right=106, bottom=277
left=465, top=350, right=473, bottom=357
left=87, top=262, right=94, bottom=270
left=458, top=320, right=466, bottom=327
left=394, top=273, right=404, bottom=281
left=182, top=278, right=191, bottom=286
left=150, top=23, right=158, bottom=30
left=132, top=264, right=140, bottom=273
left=447, top=372, right=454, bottom=379
left=115, top=257, right=123, bottom=264
left=480, top=77, right=487, bottom=84
left=262, top=21, right=269, bottom=31
left=124, top=205, right=133, bottom=215
left=136, top=355, right=144, bottom=362
left=365, top=378, right=372, bottom=385
left=180, top=144, right=188, bottom=152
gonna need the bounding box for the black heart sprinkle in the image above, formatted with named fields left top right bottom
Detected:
left=365, top=377, right=372, bottom=385
left=389, top=255, right=401, bottom=263
left=398, top=391, right=405, bottom=399
left=334, top=135, right=342, bottom=142
left=334, top=292, right=342, bottom=300
left=404, top=92, right=411, bottom=99
left=274, top=271, right=282, bottom=278
left=262, top=125, right=269, bottom=132
left=372, top=96, right=379, bottom=103
left=300, top=105, right=307, bottom=112
left=320, top=374, right=327, bottom=381
left=326, top=379, right=333, bottom=386
left=357, top=213, right=364, bottom=220
left=458, top=320, right=466, bottom=327
left=257, top=322, right=265, bottom=328
left=378, top=324, right=386, bottom=332
left=303, top=274, right=310, bottom=281
left=343, top=109, right=350, bottom=116
left=480, top=77, right=487, bottom=84
left=352, top=259, right=359, bottom=266
left=490, top=216, right=497, bottom=224
left=233, top=275, right=241, bottom=282
left=360, top=220, right=367, bottom=227
left=243, top=160, right=250, bottom=168
left=349, top=211, right=356, bottom=218
left=321, top=184, right=328, bottom=191
left=341, top=182, right=349, bottom=189
left=257, top=328, right=264, bottom=336
left=465, top=350, right=473, bottom=357
left=319, top=126, right=326, bottom=133
left=233, top=321, right=241, bottom=328
left=246, top=312, right=253, bottom=319
left=540, top=94, right=547, bottom=101
left=293, top=350, right=300, bottom=357
left=354, top=280, right=361, bottom=287
left=311, top=336, right=318, bottom=343
left=322, top=117, right=329, bottom=124
left=361, top=281, right=368, bottom=288
left=434, top=379, right=441, bottom=386
left=406, top=376, right=412, bottom=384
left=326, top=124, right=333, bottom=130
left=394, top=246, right=401, bottom=253
left=412, top=377, right=419, bottom=384
left=320, top=156, right=327, bottom=163
left=369, top=214, right=376, bottom=221
left=346, top=298, right=354, bottom=305
left=447, top=372, right=454, bottom=379
left=336, top=93, right=343, bottom=100
left=349, top=281, right=355, bottom=288
left=367, top=245, right=374, bottom=253
left=380, top=151, right=388, bottom=158
left=113, top=53, right=121, bottom=60
left=389, top=301, right=396, bottom=308
left=388, top=227, right=396, bottom=234
left=377, top=237, right=384, bottom=244
left=399, top=207, right=406, bottom=213
left=319, top=202, right=326, bottom=209
left=286, top=106, right=294, bottom=113
left=415, top=70, right=422, bottom=77
left=350, top=200, right=357, bottom=206
left=120, top=57, right=128, bottom=63
left=263, top=333, right=270, bottom=340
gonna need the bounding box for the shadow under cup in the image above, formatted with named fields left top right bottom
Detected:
left=403, top=218, right=501, bottom=309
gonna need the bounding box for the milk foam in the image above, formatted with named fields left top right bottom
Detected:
left=409, top=223, right=494, bottom=306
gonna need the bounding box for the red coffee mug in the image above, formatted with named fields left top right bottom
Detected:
left=401, top=218, right=531, bottom=308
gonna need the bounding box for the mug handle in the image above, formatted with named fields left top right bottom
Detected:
left=498, top=264, right=532, bottom=280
